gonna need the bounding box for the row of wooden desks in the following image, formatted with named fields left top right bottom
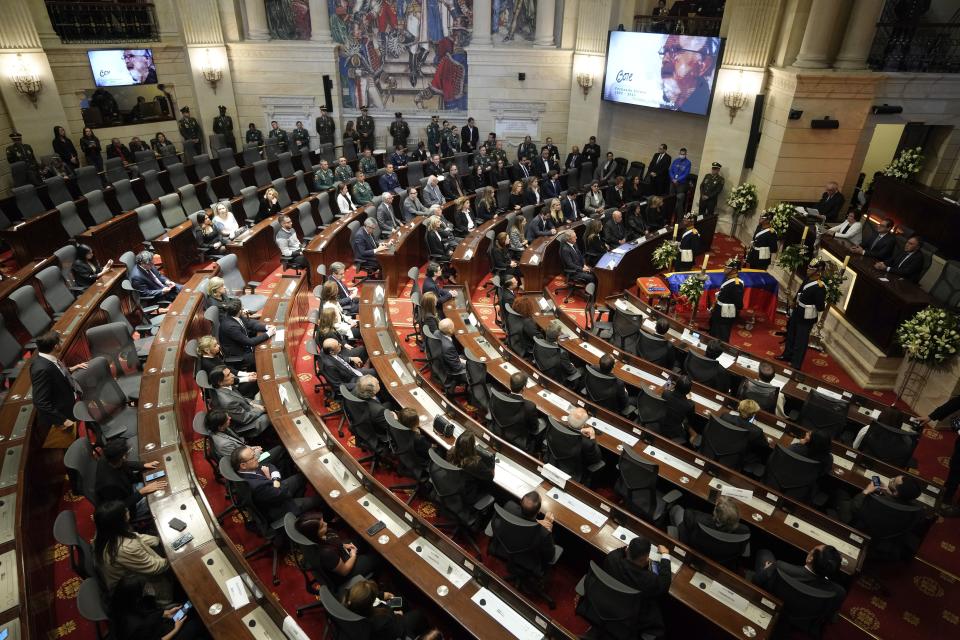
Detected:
left=253, top=276, right=578, bottom=640
left=356, top=281, right=782, bottom=639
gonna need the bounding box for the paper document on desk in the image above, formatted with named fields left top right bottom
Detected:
left=815, top=386, right=844, bottom=401
left=495, top=454, right=544, bottom=491
left=643, top=445, right=702, bottom=478
left=642, top=319, right=657, bottom=332
left=588, top=417, right=639, bottom=447
left=225, top=575, right=251, bottom=609
left=579, top=341, right=605, bottom=358
left=278, top=384, right=290, bottom=406
left=623, top=365, right=666, bottom=387
left=538, top=389, right=573, bottom=412
left=680, top=329, right=702, bottom=346
left=735, top=355, right=760, bottom=371
left=716, top=353, right=736, bottom=369
left=471, top=589, right=544, bottom=640
left=690, top=392, right=723, bottom=412
left=771, top=375, right=789, bottom=389
left=529, top=254, right=539, bottom=265
left=612, top=245, right=630, bottom=254
left=545, top=486, right=607, bottom=527
left=409, top=537, right=471, bottom=589
left=272, top=329, right=285, bottom=344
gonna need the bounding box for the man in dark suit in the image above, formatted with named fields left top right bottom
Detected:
left=539, top=320, right=582, bottom=386
left=352, top=218, right=383, bottom=273
left=131, top=251, right=181, bottom=303
left=753, top=544, right=846, bottom=628
left=582, top=136, right=601, bottom=167
left=218, top=298, right=275, bottom=370
left=441, top=164, right=466, bottom=201
left=354, top=374, right=393, bottom=436
left=596, top=354, right=630, bottom=413
left=876, top=234, right=924, bottom=283
left=851, top=217, right=895, bottom=261
left=422, top=262, right=453, bottom=308
left=507, top=371, right=545, bottom=452
left=526, top=209, right=556, bottom=241
left=328, top=261, right=359, bottom=315
left=561, top=191, right=580, bottom=221
left=30, top=331, right=84, bottom=430
left=320, top=338, right=373, bottom=392
left=690, top=338, right=732, bottom=393
left=424, top=154, right=444, bottom=177
left=564, top=147, right=583, bottom=170
left=438, top=319, right=468, bottom=382
left=603, top=209, right=627, bottom=247
left=534, top=149, right=557, bottom=178
left=230, top=445, right=323, bottom=521
left=460, top=118, right=479, bottom=153
left=542, top=171, right=562, bottom=199
left=601, top=536, right=672, bottom=638
left=815, top=181, right=845, bottom=223
left=210, top=365, right=272, bottom=436
left=559, top=230, right=595, bottom=284
left=499, top=275, right=518, bottom=317
left=541, top=137, right=560, bottom=164
left=492, top=491, right=559, bottom=570
left=513, top=157, right=533, bottom=181
left=647, top=144, right=671, bottom=195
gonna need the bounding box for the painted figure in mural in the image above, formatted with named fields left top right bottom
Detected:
left=493, top=0, right=535, bottom=43
left=265, top=0, right=311, bottom=40
left=346, top=19, right=385, bottom=109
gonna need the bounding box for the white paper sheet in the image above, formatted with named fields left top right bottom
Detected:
left=782, top=515, right=860, bottom=559
left=470, top=589, right=544, bottom=640
left=538, top=389, right=573, bottom=412
left=716, top=353, right=736, bottom=369
left=409, top=537, right=471, bottom=589
left=579, top=341, right=605, bottom=358
left=690, top=392, right=722, bottom=412
left=545, top=487, right=608, bottom=527
left=587, top=417, right=639, bottom=447
left=643, top=445, right=703, bottom=479
left=226, top=575, right=251, bottom=609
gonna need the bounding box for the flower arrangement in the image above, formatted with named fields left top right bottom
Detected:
left=652, top=241, right=680, bottom=271
left=882, top=146, right=924, bottom=181
left=726, top=183, right=758, bottom=216
left=764, top=202, right=795, bottom=237
left=820, top=264, right=847, bottom=306
left=896, top=308, right=960, bottom=367
left=776, top=243, right=809, bottom=273
left=677, top=273, right=706, bottom=307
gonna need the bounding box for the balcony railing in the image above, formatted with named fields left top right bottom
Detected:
left=868, top=22, right=960, bottom=73
left=633, top=14, right=722, bottom=38
left=46, top=1, right=160, bottom=44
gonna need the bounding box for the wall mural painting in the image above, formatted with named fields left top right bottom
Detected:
left=329, top=0, right=472, bottom=111
left=492, top=0, right=535, bottom=44
left=265, top=0, right=312, bottom=40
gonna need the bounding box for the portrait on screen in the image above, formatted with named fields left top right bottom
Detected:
left=88, top=49, right=158, bottom=87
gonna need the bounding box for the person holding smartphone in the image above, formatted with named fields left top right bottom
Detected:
left=342, top=579, right=430, bottom=640
left=294, top=511, right=380, bottom=585
left=599, top=535, right=672, bottom=638
left=108, top=579, right=211, bottom=640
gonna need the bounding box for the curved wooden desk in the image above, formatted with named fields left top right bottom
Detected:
left=451, top=213, right=513, bottom=290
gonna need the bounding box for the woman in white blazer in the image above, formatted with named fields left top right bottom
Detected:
left=825, top=211, right=862, bottom=245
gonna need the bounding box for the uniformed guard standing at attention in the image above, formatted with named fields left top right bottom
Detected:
left=676, top=213, right=700, bottom=272
left=357, top=106, right=376, bottom=151
left=389, top=112, right=410, bottom=149
left=315, top=105, right=336, bottom=147
left=778, top=258, right=827, bottom=370
left=178, top=106, right=203, bottom=155
left=747, top=212, right=778, bottom=270
left=709, top=257, right=745, bottom=342
left=699, top=161, right=724, bottom=216
left=426, top=115, right=442, bottom=155
left=441, top=120, right=460, bottom=156
left=212, top=105, right=236, bottom=151
left=5, top=131, right=40, bottom=184
left=290, top=120, right=311, bottom=151
left=246, top=122, right=264, bottom=146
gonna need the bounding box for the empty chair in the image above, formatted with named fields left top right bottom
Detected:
left=44, top=175, right=74, bottom=207
left=103, top=156, right=127, bottom=183
left=166, top=161, right=190, bottom=189
left=53, top=510, right=97, bottom=579
left=0, top=316, right=25, bottom=384
left=293, top=169, right=310, bottom=198
left=699, top=415, right=750, bottom=470
left=136, top=204, right=166, bottom=244
left=615, top=447, right=681, bottom=524
left=9, top=161, right=29, bottom=187
left=178, top=183, right=203, bottom=217
left=217, top=253, right=267, bottom=312
left=134, top=149, right=159, bottom=173
left=240, top=185, right=259, bottom=222
left=10, top=286, right=52, bottom=345
left=796, top=390, right=849, bottom=438
left=159, top=193, right=187, bottom=227
left=64, top=438, right=98, bottom=503
left=763, top=445, right=822, bottom=503
left=264, top=139, right=280, bottom=160
left=253, top=159, right=271, bottom=186
left=36, top=265, right=75, bottom=316
left=277, top=151, right=295, bottom=177
left=76, top=578, right=110, bottom=639
left=464, top=350, right=490, bottom=412
left=73, top=356, right=139, bottom=440
left=84, top=189, right=113, bottom=225
left=140, top=169, right=165, bottom=200
left=929, top=260, right=960, bottom=308
left=217, top=146, right=237, bottom=173
left=226, top=165, right=246, bottom=196
left=297, top=201, right=318, bottom=240
left=111, top=178, right=140, bottom=211
left=316, top=191, right=336, bottom=226
left=13, top=184, right=46, bottom=219
left=611, top=307, right=642, bottom=353
left=85, top=322, right=143, bottom=396
left=193, top=153, right=215, bottom=180
left=75, top=165, right=102, bottom=193
left=317, top=142, right=335, bottom=163
left=271, top=177, right=292, bottom=208
left=242, top=142, right=260, bottom=166
left=427, top=448, right=493, bottom=557
left=57, top=201, right=88, bottom=238
left=858, top=421, right=919, bottom=468
left=298, top=148, right=312, bottom=174
left=100, top=294, right=153, bottom=358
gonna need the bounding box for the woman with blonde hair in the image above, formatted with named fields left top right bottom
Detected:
left=546, top=198, right=564, bottom=227
left=319, top=280, right=360, bottom=340
left=524, top=176, right=542, bottom=206
left=508, top=180, right=525, bottom=210
left=257, top=186, right=281, bottom=222
left=476, top=186, right=497, bottom=222
left=196, top=334, right=258, bottom=397
left=212, top=200, right=239, bottom=239
left=645, top=195, right=666, bottom=231
left=315, top=306, right=367, bottom=362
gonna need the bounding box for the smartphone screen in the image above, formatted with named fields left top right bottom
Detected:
left=258, top=451, right=271, bottom=462
left=172, top=608, right=186, bottom=622
left=182, top=601, right=192, bottom=613
left=144, top=470, right=166, bottom=482
left=387, top=597, right=403, bottom=609
left=872, top=475, right=882, bottom=488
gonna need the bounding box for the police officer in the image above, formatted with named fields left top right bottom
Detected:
left=778, top=258, right=827, bottom=370
left=709, top=257, right=745, bottom=342
left=5, top=131, right=39, bottom=183
left=246, top=122, right=263, bottom=146
left=389, top=112, right=410, bottom=149
left=268, top=120, right=288, bottom=151
left=699, top=161, right=724, bottom=216
left=178, top=106, right=203, bottom=155
left=212, top=105, right=236, bottom=151
left=426, top=115, right=442, bottom=155
left=747, top=213, right=778, bottom=270
left=315, top=105, right=335, bottom=147
left=676, top=213, right=700, bottom=271
left=357, top=106, right=376, bottom=152
left=290, top=120, right=311, bottom=151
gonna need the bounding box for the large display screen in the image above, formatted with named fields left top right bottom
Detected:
left=88, top=49, right=158, bottom=87
left=601, top=31, right=723, bottom=116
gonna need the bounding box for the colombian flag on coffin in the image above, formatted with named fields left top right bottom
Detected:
left=664, top=269, right=780, bottom=321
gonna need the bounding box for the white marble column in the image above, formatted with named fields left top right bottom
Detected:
left=309, top=0, right=332, bottom=43
left=833, top=0, right=884, bottom=69
left=472, top=0, right=493, bottom=46
left=792, top=0, right=846, bottom=68
left=244, top=0, right=270, bottom=40
left=534, top=0, right=556, bottom=48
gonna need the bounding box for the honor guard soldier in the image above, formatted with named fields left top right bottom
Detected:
left=709, top=257, right=745, bottom=342
left=357, top=106, right=376, bottom=151
left=246, top=122, right=263, bottom=146
left=518, top=135, right=537, bottom=162
left=315, top=105, right=336, bottom=147
left=313, top=159, right=335, bottom=191
left=699, top=161, right=724, bottom=216
left=5, top=131, right=39, bottom=183
left=778, top=258, right=827, bottom=370
left=291, top=121, right=311, bottom=151
left=440, top=121, right=459, bottom=156
left=389, top=112, right=410, bottom=149
left=334, top=157, right=354, bottom=183
left=268, top=120, right=288, bottom=151
left=747, top=213, right=778, bottom=270
left=426, top=115, right=442, bottom=155
left=676, top=214, right=700, bottom=271
left=213, top=105, right=236, bottom=151
left=359, top=149, right=377, bottom=176
left=178, top=106, right=203, bottom=155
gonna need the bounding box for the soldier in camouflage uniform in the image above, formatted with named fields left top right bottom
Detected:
left=313, top=159, right=335, bottom=190
left=441, top=122, right=460, bottom=156
left=389, top=112, right=410, bottom=149
left=351, top=171, right=374, bottom=205
left=290, top=121, right=311, bottom=151
left=246, top=123, right=264, bottom=146
left=492, top=140, right=508, bottom=166
left=334, top=157, right=354, bottom=183
left=359, top=149, right=378, bottom=176
left=699, top=162, right=725, bottom=217
left=357, top=106, right=376, bottom=151
left=315, top=105, right=335, bottom=147
left=5, top=131, right=39, bottom=183
left=426, top=115, right=442, bottom=155
left=268, top=121, right=289, bottom=151
left=178, top=106, right=203, bottom=155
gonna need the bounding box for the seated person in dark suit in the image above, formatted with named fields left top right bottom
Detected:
left=721, top=399, right=773, bottom=468
left=753, top=544, right=846, bottom=624
left=197, top=334, right=259, bottom=398
left=492, top=231, right=524, bottom=283
left=559, top=230, right=596, bottom=284
left=320, top=338, right=375, bottom=393
left=838, top=474, right=922, bottom=527
left=397, top=407, right=433, bottom=462
left=95, top=440, right=165, bottom=522
left=341, top=579, right=431, bottom=640
left=601, top=535, right=673, bottom=638
left=525, top=209, right=557, bottom=242
left=788, top=429, right=834, bottom=480
left=71, top=244, right=113, bottom=290
left=602, top=209, right=628, bottom=247
left=295, top=511, right=380, bottom=586
left=737, top=361, right=784, bottom=417
left=230, top=446, right=323, bottom=521
left=814, top=181, right=845, bottom=223
left=661, top=375, right=697, bottom=443
left=507, top=371, right=545, bottom=453
left=542, top=171, right=562, bottom=199
left=207, top=409, right=290, bottom=463
left=352, top=218, right=383, bottom=272
left=493, top=491, right=559, bottom=569
left=567, top=407, right=605, bottom=470
left=850, top=217, right=895, bottom=261
left=874, top=234, right=924, bottom=283
left=511, top=295, right=542, bottom=357
left=437, top=318, right=468, bottom=382
left=540, top=319, right=582, bottom=386
left=218, top=298, right=276, bottom=370
left=639, top=318, right=677, bottom=370
left=355, top=374, right=392, bottom=436
left=210, top=365, right=272, bottom=436
left=499, top=275, right=519, bottom=318
left=446, top=432, right=495, bottom=505
left=422, top=262, right=453, bottom=307
left=686, top=339, right=731, bottom=393
left=561, top=190, right=581, bottom=221
left=328, top=261, right=359, bottom=315
left=670, top=496, right=749, bottom=550
left=597, top=354, right=629, bottom=412
left=131, top=251, right=182, bottom=303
